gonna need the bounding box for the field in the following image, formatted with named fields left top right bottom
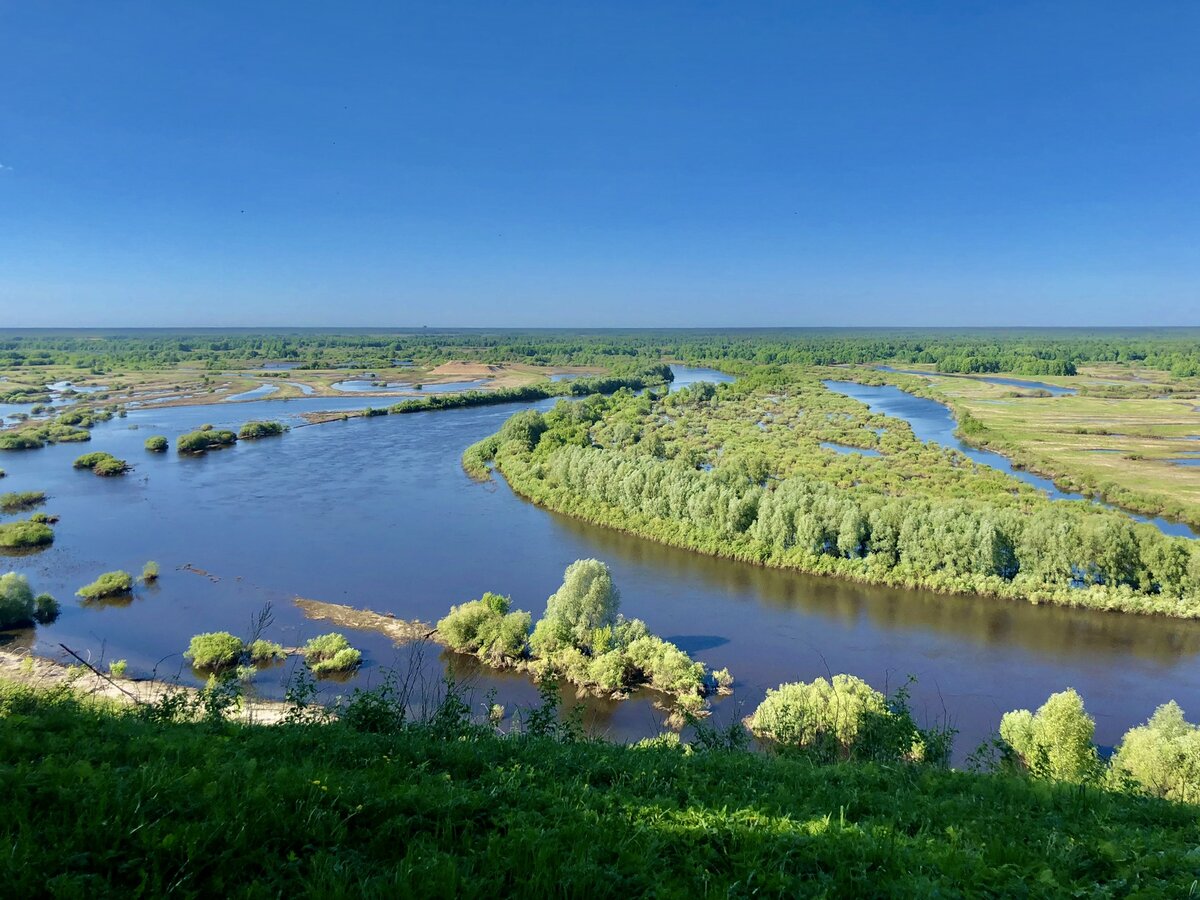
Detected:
left=873, top=366, right=1200, bottom=528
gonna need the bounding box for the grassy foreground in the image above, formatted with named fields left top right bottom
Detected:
left=2, top=682, right=1199, bottom=896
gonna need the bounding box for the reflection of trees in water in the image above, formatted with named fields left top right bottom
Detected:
left=0, top=628, right=35, bottom=652
left=440, top=647, right=667, bottom=737
left=549, top=512, right=1200, bottom=662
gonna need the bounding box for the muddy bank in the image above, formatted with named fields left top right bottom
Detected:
left=0, top=647, right=292, bottom=724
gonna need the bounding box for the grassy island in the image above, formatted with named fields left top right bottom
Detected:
left=177, top=427, right=238, bottom=453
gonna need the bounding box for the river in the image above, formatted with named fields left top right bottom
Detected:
left=1, top=366, right=1198, bottom=760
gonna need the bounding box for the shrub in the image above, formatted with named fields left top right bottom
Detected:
left=73, top=451, right=129, bottom=475
left=185, top=632, right=246, bottom=670
left=109, top=659, right=128, bottom=678
left=0, top=575, right=58, bottom=628
left=73, top=451, right=112, bottom=469
left=248, top=639, right=285, bottom=662
left=1110, top=702, right=1200, bottom=803
left=0, top=520, right=54, bottom=549
left=0, top=433, right=45, bottom=450
left=625, top=635, right=705, bottom=697
left=177, top=429, right=237, bottom=453
left=141, top=561, right=159, bottom=583
left=33, top=593, right=59, bottom=624
left=0, top=491, right=46, bottom=513
left=92, top=456, right=130, bottom=476
left=748, top=675, right=888, bottom=751
left=76, top=571, right=134, bottom=601
left=437, top=592, right=530, bottom=662
left=999, top=689, right=1101, bottom=784
left=238, top=421, right=288, bottom=440
left=144, top=435, right=169, bottom=452
left=0, top=573, right=36, bottom=628
left=302, top=633, right=362, bottom=675
left=588, top=650, right=633, bottom=692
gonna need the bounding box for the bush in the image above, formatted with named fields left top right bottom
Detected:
left=108, top=659, right=128, bottom=678
left=184, top=632, right=246, bottom=670
left=144, top=435, right=168, bottom=452
left=76, top=570, right=135, bottom=601
left=302, top=633, right=362, bottom=675
left=748, top=675, right=888, bottom=752
left=0, top=491, right=46, bottom=513
left=73, top=451, right=129, bottom=475
left=248, top=639, right=285, bottom=662
left=33, top=593, right=59, bottom=624
left=437, top=592, right=530, bottom=662
left=177, top=429, right=237, bottom=453
left=92, top=456, right=130, bottom=476
left=0, top=573, right=36, bottom=628
left=0, top=433, right=45, bottom=450
left=0, top=520, right=54, bottom=549
left=1110, top=702, right=1200, bottom=803
left=0, top=575, right=58, bottom=628
left=238, top=421, right=288, bottom=440
left=141, top=561, right=159, bottom=583
left=999, top=689, right=1101, bottom=784
left=625, top=635, right=705, bottom=697
left=73, top=451, right=112, bottom=469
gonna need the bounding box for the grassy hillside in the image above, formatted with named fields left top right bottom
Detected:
left=2, top=681, right=1198, bottom=897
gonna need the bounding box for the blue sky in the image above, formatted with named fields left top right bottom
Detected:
left=1, top=2, right=1197, bottom=327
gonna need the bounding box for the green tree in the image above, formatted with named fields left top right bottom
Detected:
left=999, top=689, right=1101, bottom=784
left=530, top=559, right=620, bottom=655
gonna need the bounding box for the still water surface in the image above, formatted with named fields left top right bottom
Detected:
left=1, top=367, right=1198, bottom=758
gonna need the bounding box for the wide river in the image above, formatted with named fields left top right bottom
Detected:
left=3, top=366, right=1199, bottom=760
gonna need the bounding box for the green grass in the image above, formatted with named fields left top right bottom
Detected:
left=0, top=681, right=1198, bottom=896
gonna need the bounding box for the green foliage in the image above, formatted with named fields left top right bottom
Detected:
left=481, top=373, right=1200, bottom=617
left=73, top=451, right=111, bottom=469
left=184, top=632, right=246, bottom=670
left=92, top=455, right=130, bottom=476
left=141, top=560, right=159, bottom=583
left=108, top=659, right=128, bottom=678
left=0, top=573, right=46, bottom=628
left=1110, top=702, right=1200, bottom=803
left=2, top=681, right=1200, bottom=895
left=0, top=519, right=54, bottom=549
left=530, top=558, right=621, bottom=655
left=76, top=570, right=134, bottom=601
left=33, top=593, right=59, bottom=624
left=0, top=491, right=45, bottom=514
left=144, top=435, right=168, bottom=452
left=437, top=592, right=531, bottom=662
left=237, top=420, right=288, bottom=440
left=176, top=429, right=237, bottom=453
left=73, top=451, right=129, bottom=475
left=999, top=689, right=1102, bottom=784
left=247, top=639, right=285, bottom=662
left=749, top=675, right=889, bottom=750
left=301, top=633, right=362, bottom=675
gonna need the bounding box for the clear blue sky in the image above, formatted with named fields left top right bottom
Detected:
left=2, top=2, right=1197, bottom=327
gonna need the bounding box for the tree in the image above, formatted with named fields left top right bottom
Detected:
left=999, top=689, right=1101, bottom=784
left=531, top=559, right=620, bottom=655
left=1110, top=702, right=1200, bottom=803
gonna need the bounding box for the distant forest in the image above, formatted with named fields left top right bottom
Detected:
left=1, top=327, right=1199, bottom=376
